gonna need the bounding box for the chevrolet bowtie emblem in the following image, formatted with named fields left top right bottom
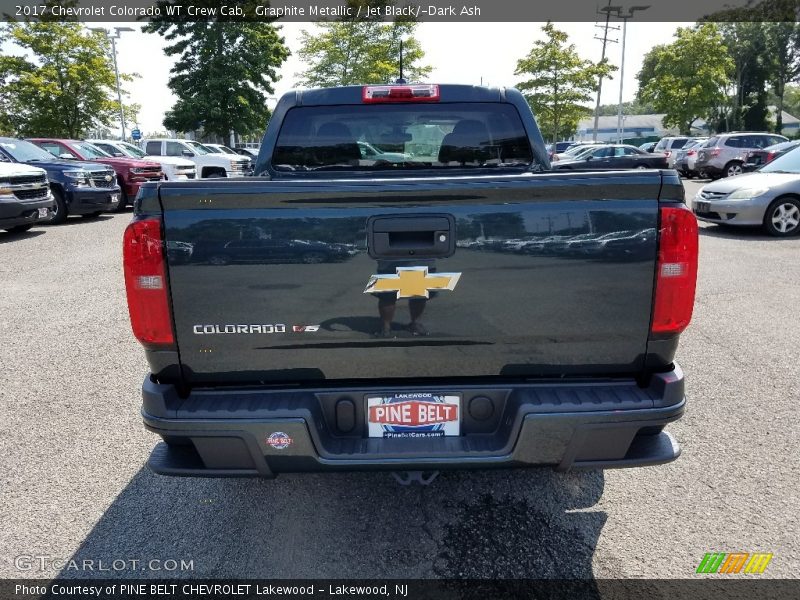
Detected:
left=364, top=266, right=462, bottom=299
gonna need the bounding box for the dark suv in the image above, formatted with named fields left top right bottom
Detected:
left=695, top=132, right=788, bottom=179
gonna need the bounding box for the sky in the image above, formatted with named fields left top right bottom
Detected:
left=6, top=21, right=692, bottom=134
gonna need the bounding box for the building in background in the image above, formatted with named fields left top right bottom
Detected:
left=576, top=108, right=800, bottom=143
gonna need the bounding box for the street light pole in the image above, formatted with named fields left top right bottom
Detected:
left=594, top=3, right=621, bottom=142
left=616, top=15, right=628, bottom=144
left=90, top=27, right=133, bottom=141
left=609, top=6, right=650, bottom=144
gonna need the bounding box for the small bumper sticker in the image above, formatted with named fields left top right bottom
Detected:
left=266, top=431, right=293, bottom=450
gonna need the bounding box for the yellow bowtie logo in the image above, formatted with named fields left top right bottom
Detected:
left=364, top=266, right=461, bottom=299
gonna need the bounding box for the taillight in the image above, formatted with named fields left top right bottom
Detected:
left=687, top=150, right=696, bottom=156
left=766, top=152, right=776, bottom=163
left=664, top=151, right=671, bottom=158
left=123, top=218, right=175, bottom=348
left=710, top=148, right=720, bottom=157
left=362, top=84, right=440, bottom=103
left=651, top=205, right=699, bottom=336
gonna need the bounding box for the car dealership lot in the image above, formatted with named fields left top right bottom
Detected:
left=1, top=179, right=798, bottom=579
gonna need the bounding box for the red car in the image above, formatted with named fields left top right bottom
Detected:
left=28, top=138, right=162, bottom=210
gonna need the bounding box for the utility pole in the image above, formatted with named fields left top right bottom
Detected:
left=593, top=2, right=620, bottom=142
left=90, top=27, right=134, bottom=141
left=603, top=5, right=651, bottom=144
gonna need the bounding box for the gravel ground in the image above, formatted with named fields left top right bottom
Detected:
left=0, top=180, right=797, bottom=580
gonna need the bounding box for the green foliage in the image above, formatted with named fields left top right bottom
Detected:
left=297, top=20, right=430, bottom=88
left=764, top=22, right=800, bottom=132
left=514, top=23, right=615, bottom=143
left=145, top=1, right=290, bottom=137
left=596, top=100, right=655, bottom=117
left=0, top=21, right=125, bottom=137
left=780, top=84, right=800, bottom=118
left=638, top=24, right=733, bottom=135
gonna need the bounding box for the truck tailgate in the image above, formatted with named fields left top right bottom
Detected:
left=160, top=172, right=662, bottom=385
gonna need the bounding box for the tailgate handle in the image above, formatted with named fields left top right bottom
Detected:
left=367, top=214, right=456, bottom=258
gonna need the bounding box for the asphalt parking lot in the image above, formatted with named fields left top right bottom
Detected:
left=1, top=178, right=798, bottom=579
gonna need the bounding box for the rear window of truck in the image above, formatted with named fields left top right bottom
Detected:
left=271, top=103, right=535, bottom=172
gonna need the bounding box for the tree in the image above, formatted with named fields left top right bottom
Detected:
left=765, top=22, right=800, bottom=133
left=145, top=1, right=289, bottom=138
left=596, top=100, right=655, bottom=117
left=779, top=83, right=800, bottom=119
left=514, top=23, right=614, bottom=143
left=0, top=21, right=125, bottom=137
left=297, top=20, right=430, bottom=88
left=638, top=24, right=734, bottom=135
left=717, top=22, right=771, bottom=132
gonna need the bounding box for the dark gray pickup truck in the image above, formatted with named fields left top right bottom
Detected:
left=124, top=84, right=698, bottom=478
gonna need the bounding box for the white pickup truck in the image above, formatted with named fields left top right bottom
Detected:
left=140, top=138, right=250, bottom=178
left=0, top=160, right=55, bottom=233
left=91, top=139, right=197, bottom=181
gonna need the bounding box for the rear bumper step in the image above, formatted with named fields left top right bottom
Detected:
left=142, top=366, right=685, bottom=477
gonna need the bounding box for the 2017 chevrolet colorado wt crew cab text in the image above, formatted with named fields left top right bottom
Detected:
left=125, top=84, right=698, bottom=478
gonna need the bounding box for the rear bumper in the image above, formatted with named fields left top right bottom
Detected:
left=142, top=365, right=687, bottom=478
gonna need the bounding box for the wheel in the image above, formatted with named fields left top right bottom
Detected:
left=49, top=187, right=68, bottom=224
left=4, top=224, right=33, bottom=233
left=724, top=161, right=743, bottom=177
left=114, top=179, right=128, bottom=212
left=208, top=254, right=230, bottom=266
left=301, top=251, right=327, bottom=264
left=203, top=168, right=227, bottom=178
left=763, top=197, right=800, bottom=236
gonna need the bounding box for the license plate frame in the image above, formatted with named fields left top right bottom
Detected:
left=366, top=393, right=461, bottom=439
left=695, top=201, right=710, bottom=213
left=110, top=193, right=120, bottom=204
left=37, top=207, right=48, bottom=218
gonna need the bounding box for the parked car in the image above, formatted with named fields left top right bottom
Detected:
left=673, top=138, right=708, bottom=178
left=693, top=145, right=800, bottom=236
left=639, top=142, right=657, bottom=153
left=546, top=141, right=576, bottom=159
left=234, top=147, right=259, bottom=158
left=205, top=143, right=253, bottom=173
left=550, top=144, right=668, bottom=170
left=552, top=141, right=606, bottom=162
left=0, top=137, right=120, bottom=224
left=29, top=138, right=161, bottom=211
left=653, top=137, right=692, bottom=168
left=694, top=132, right=789, bottom=179
left=741, top=140, right=800, bottom=172
left=357, top=140, right=411, bottom=163
left=141, top=138, right=251, bottom=178
left=0, top=159, right=55, bottom=233
left=90, top=139, right=196, bottom=182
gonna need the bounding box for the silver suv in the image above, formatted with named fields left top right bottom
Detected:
left=695, top=132, right=788, bottom=178
left=654, top=136, right=691, bottom=168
